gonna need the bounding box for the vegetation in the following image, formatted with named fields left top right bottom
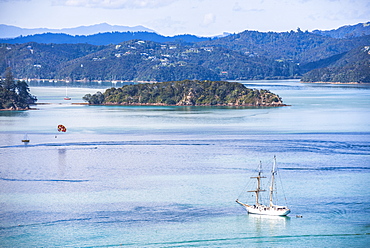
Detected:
left=301, top=46, right=370, bottom=83
left=83, top=80, right=285, bottom=106
left=199, top=29, right=370, bottom=64
left=0, top=68, right=37, bottom=110
left=0, top=40, right=300, bottom=82
left=311, top=22, right=370, bottom=39
left=0, top=43, right=105, bottom=80
left=1, top=24, right=369, bottom=83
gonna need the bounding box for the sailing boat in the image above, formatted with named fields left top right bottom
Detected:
left=22, top=134, right=30, bottom=143
left=236, top=156, right=290, bottom=216
left=64, top=86, right=71, bottom=100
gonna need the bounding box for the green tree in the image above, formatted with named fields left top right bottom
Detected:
left=15, top=80, right=37, bottom=108
left=83, top=91, right=105, bottom=104
left=3, top=67, right=16, bottom=92
left=0, top=68, right=37, bottom=109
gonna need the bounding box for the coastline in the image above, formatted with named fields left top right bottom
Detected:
left=301, top=81, right=369, bottom=85
left=1, top=102, right=287, bottom=108
left=0, top=107, right=37, bottom=111
left=96, top=102, right=288, bottom=107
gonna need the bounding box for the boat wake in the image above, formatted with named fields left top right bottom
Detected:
left=0, top=139, right=211, bottom=149
left=0, top=177, right=88, bottom=182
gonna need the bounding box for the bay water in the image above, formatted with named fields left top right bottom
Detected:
left=0, top=80, right=369, bottom=247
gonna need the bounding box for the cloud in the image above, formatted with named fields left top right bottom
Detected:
left=148, top=16, right=186, bottom=35
left=233, top=2, right=242, bottom=11
left=202, top=13, right=215, bottom=26
left=232, top=1, right=265, bottom=12
left=52, top=0, right=179, bottom=9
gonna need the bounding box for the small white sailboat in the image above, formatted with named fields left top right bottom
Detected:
left=236, top=156, right=290, bottom=216
left=64, top=86, right=71, bottom=100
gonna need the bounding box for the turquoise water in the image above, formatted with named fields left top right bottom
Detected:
left=1, top=80, right=369, bottom=247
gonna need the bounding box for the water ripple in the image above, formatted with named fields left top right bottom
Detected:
left=0, top=177, right=88, bottom=182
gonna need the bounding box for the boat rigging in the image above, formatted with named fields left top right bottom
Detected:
left=236, top=156, right=290, bottom=216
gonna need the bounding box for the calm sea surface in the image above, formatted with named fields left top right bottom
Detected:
left=1, top=80, right=369, bottom=247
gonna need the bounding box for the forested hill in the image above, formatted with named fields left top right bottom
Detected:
left=1, top=23, right=369, bottom=82
left=199, top=30, right=370, bottom=64
left=301, top=46, right=370, bottom=83
left=0, top=40, right=300, bottom=81
left=312, top=22, right=370, bottom=38
left=83, top=80, right=285, bottom=106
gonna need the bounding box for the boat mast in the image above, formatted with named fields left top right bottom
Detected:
left=249, top=161, right=266, bottom=206
left=269, top=156, right=277, bottom=207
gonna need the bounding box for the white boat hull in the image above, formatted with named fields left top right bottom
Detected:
left=245, top=205, right=290, bottom=216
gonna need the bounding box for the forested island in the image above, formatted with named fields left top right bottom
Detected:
left=83, top=80, right=285, bottom=106
left=0, top=68, right=37, bottom=110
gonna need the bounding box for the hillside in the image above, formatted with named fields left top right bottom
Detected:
left=199, top=29, right=370, bottom=64
left=1, top=23, right=369, bottom=82
left=0, top=40, right=300, bottom=82
left=0, top=43, right=106, bottom=79
left=312, top=22, right=370, bottom=38
left=4, top=29, right=369, bottom=65
left=83, top=80, right=285, bottom=106
left=301, top=46, right=370, bottom=83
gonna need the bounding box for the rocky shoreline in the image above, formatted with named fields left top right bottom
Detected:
left=0, top=106, right=37, bottom=111
left=102, top=102, right=287, bottom=107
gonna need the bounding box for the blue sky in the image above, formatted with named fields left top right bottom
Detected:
left=1, top=0, right=369, bottom=36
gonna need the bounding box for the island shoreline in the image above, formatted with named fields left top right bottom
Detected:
left=89, top=102, right=288, bottom=107
left=301, top=81, right=370, bottom=85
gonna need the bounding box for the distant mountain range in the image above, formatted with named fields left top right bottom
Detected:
left=0, top=23, right=154, bottom=38
left=1, top=21, right=369, bottom=41
left=0, top=32, right=210, bottom=46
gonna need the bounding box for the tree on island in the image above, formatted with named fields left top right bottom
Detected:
left=82, top=91, right=105, bottom=105
left=0, top=68, right=37, bottom=110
